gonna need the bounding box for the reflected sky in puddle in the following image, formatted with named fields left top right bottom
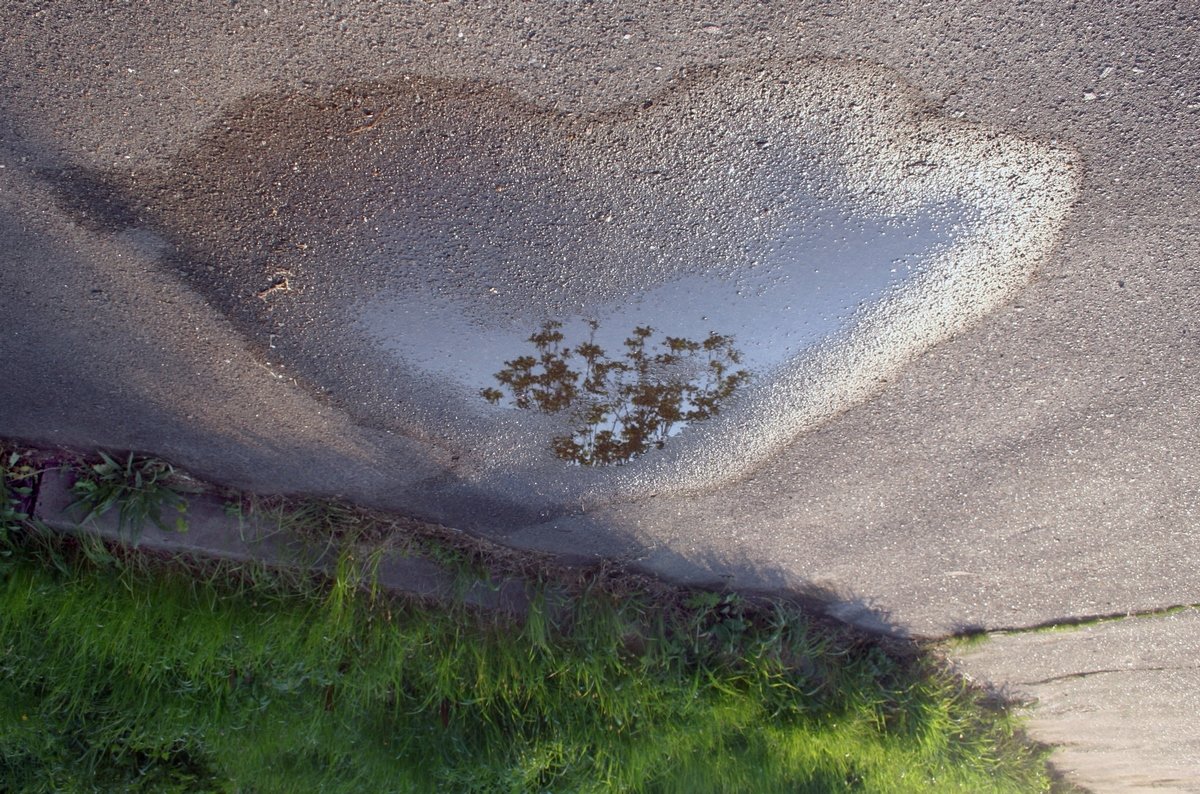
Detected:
left=358, top=194, right=971, bottom=462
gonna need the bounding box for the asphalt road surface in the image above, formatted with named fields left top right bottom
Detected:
left=2, top=3, right=1198, bottom=789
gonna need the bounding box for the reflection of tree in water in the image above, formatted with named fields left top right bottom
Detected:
left=482, top=320, right=749, bottom=465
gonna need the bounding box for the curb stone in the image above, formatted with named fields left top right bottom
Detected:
left=32, top=467, right=543, bottom=617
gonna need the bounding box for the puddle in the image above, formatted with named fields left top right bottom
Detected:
left=357, top=192, right=971, bottom=465
left=106, top=61, right=1077, bottom=516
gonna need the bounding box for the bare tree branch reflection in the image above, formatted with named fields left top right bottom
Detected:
left=482, top=320, right=749, bottom=465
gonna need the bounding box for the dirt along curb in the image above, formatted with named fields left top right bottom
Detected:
left=31, top=467, right=540, bottom=617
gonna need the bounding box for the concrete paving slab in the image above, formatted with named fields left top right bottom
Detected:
left=955, top=609, right=1200, bottom=793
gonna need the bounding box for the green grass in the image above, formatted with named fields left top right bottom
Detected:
left=0, top=447, right=1056, bottom=792
left=0, top=538, right=1052, bottom=792
left=943, top=630, right=992, bottom=651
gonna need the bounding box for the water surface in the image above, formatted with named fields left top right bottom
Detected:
left=358, top=193, right=971, bottom=463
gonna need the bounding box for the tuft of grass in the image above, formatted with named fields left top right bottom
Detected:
left=1, top=452, right=35, bottom=533
left=945, top=629, right=993, bottom=650
left=0, top=447, right=42, bottom=564
left=0, top=527, right=1057, bottom=793
left=68, top=452, right=194, bottom=538
left=257, top=494, right=494, bottom=591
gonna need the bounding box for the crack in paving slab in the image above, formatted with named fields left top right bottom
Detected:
left=950, top=603, right=1200, bottom=640
left=1023, top=665, right=1200, bottom=687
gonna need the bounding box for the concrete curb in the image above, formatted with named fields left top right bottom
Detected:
left=32, top=467, right=540, bottom=617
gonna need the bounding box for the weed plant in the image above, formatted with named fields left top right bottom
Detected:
left=0, top=526, right=1054, bottom=793
left=68, top=452, right=193, bottom=538
left=0, top=449, right=38, bottom=542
